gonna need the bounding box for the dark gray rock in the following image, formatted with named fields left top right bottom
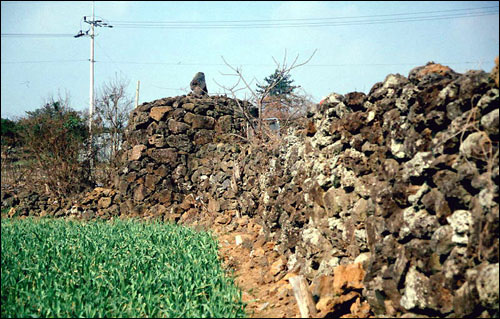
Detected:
left=190, top=72, right=208, bottom=96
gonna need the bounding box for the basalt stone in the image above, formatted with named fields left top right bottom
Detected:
left=168, top=119, right=190, bottom=134
left=216, top=115, right=233, bottom=133
left=480, top=108, right=499, bottom=138
left=126, top=129, right=149, bottom=146
left=476, top=263, right=499, bottom=315
left=136, top=102, right=154, bottom=113
left=171, top=108, right=186, bottom=121
left=189, top=114, right=215, bottom=129
left=445, top=100, right=464, bottom=121
left=172, top=164, right=187, bottom=182
left=344, top=92, right=367, bottom=111
left=437, top=81, right=459, bottom=106
left=182, top=102, right=195, bottom=111
left=453, top=279, right=480, bottom=317
left=456, top=70, right=491, bottom=102
left=148, top=134, right=168, bottom=148
left=166, top=134, right=192, bottom=153
left=421, top=188, right=451, bottom=223
left=433, top=170, right=471, bottom=208
left=430, top=225, right=454, bottom=257
left=133, top=184, right=146, bottom=202
left=131, top=112, right=150, bottom=130
left=399, top=207, right=439, bottom=240
left=193, top=129, right=215, bottom=145
left=408, top=62, right=458, bottom=83
left=402, top=151, right=434, bottom=182
left=129, top=144, right=147, bottom=161
left=447, top=210, right=473, bottom=246
left=183, top=112, right=196, bottom=124
left=460, top=132, right=492, bottom=159
left=147, top=148, right=178, bottom=165
left=97, top=197, right=112, bottom=209
left=150, top=106, right=173, bottom=122
left=194, top=102, right=214, bottom=115
left=146, top=121, right=158, bottom=136
left=477, top=88, right=499, bottom=115
left=425, top=110, right=447, bottom=130
left=145, top=174, right=160, bottom=191
left=190, top=72, right=208, bottom=96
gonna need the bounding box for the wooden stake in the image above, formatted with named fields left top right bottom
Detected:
left=289, top=275, right=317, bottom=318
left=135, top=80, right=140, bottom=108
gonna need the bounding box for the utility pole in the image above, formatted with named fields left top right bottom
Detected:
left=89, top=1, right=95, bottom=173
left=74, top=1, right=112, bottom=181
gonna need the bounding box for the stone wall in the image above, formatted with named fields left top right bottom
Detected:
left=238, top=62, right=499, bottom=317
left=111, top=61, right=499, bottom=317
left=110, top=94, right=252, bottom=222
left=3, top=61, right=498, bottom=317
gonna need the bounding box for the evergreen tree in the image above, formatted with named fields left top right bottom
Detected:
left=256, top=69, right=299, bottom=97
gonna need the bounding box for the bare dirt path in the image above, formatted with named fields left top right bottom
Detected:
left=194, top=210, right=372, bottom=319
left=203, top=213, right=301, bottom=318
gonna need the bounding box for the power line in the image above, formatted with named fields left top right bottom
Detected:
left=1, top=59, right=87, bottom=64
left=2, top=7, right=497, bottom=39
left=109, top=12, right=499, bottom=29
left=108, top=7, right=498, bottom=29
left=109, top=5, right=499, bottom=24
left=1, top=60, right=490, bottom=67
left=1, top=33, right=76, bottom=38
left=95, top=40, right=128, bottom=77
left=149, top=83, right=187, bottom=92
left=79, top=60, right=494, bottom=67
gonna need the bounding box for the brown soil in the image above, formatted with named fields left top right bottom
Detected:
left=187, top=209, right=300, bottom=318
left=210, top=214, right=300, bottom=318
left=192, top=210, right=372, bottom=318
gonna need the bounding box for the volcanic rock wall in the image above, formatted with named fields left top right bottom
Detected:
left=110, top=94, right=252, bottom=222
left=111, top=62, right=498, bottom=317
left=238, top=63, right=499, bottom=317
left=3, top=61, right=498, bottom=317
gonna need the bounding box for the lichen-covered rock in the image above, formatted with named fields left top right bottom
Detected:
left=460, top=131, right=492, bottom=159
left=447, top=210, right=473, bottom=245
left=476, top=263, right=499, bottom=315
left=400, top=266, right=437, bottom=311
left=481, top=108, right=499, bottom=137
left=400, top=207, right=439, bottom=240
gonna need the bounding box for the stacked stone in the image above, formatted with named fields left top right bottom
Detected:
left=3, top=61, right=498, bottom=318
left=112, top=94, right=250, bottom=221
left=1, top=186, right=122, bottom=220
left=242, top=62, right=498, bottom=317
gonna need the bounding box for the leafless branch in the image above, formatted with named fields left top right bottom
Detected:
left=213, top=78, right=256, bottom=134
left=217, top=50, right=317, bottom=139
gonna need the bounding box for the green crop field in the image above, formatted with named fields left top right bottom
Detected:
left=1, top=217, right=246, bottom=318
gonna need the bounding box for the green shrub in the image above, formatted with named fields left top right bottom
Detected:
left=1, top=118, right=22, bottom=147
left=1, top=218, right=246, bottom=318
left=18, top=100, right=91, bottom=195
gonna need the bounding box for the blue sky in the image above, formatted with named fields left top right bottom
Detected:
left=1, top=1, right=499, bottom=119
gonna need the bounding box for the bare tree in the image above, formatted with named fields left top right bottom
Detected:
left=95, top=73, right=134, bottom=163
left=215, top=49, right=317, bottom=137
left=271, top=88, right=315, bottom=128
